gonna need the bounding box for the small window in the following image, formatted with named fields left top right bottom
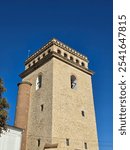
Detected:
left=37, top=139, right=40, bottom=147
left=57, top=49, right=61, bottom=54
left=71, top=75, right=77, bottom=89
left=28, top=64, right=31, bottom=68
left=66, top=139, right=69, bottom=146
left=33, top=60, right=35, bottom=65
left=81, top=110, right=85, bottom=117
left=81, top=62, right=85, bottom=67
left=76, top=59, right=79, bottom=64
left=48, top=49, right=51, bottom=53
left=36, top=75, right=42, bottom=90
left=38, top=57, right=40, bottom=61
left=70, top=56, right=73, bottom=61
left=64, top=53, right=67, bottom=58
left=43, top=53, right=45, bottom=57
left=41, top=104, right=44, bottom=111
left=84, top=143, right=87, bottom=149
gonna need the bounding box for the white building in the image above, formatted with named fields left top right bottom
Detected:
left=0, top=126, right=23, bottom=150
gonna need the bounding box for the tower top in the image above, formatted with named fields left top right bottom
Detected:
left=25, top=38, right=88, bottom=64
left=20, top=38, right=93, bottom=78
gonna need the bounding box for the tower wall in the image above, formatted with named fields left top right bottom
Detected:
left=22, top=59, right=53, bottom=150
left=15, top=81, right=32, bottom=150
left=15, top=38, right=98, bottom=150
left=51, top=58, right=98, bottom=150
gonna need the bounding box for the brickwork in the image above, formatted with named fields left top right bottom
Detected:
left=15, top=82, right=32, bottom=150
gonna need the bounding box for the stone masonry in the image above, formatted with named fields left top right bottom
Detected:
left=15, top=38, right=99, bottom=150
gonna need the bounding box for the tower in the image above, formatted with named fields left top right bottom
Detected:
left=15, top=38, right=98, bottom=150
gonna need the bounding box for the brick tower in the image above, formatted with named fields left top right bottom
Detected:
left=15, top=38, right=99, bottom=150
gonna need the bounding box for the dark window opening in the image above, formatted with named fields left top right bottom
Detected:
left=57, top=49, right=61, bottom=54
left=33, top=60, right=35, bottom=65
left=84, top=143, right=87, bottom=149
left=76, top=59, right=79, bottom=64
left=48, top=49, right=51, bottom=53
left=41, top=104, right=44, bottom=111
left=37, top=139, right=40, bottom=147
left=70, top=56, right=73, bottom=61
left=81, top=111, right=85, bottom=117
left=38, top=57, right=40, bottom=61
left=66, top=139, right=69, bottom=146
left=81, top=62, right=85, bottom=67
left=28, top=64, right=31, bottom=68
left=43, top=53, right=45, bottom=57
left=64, top=53, right=67, bottom=58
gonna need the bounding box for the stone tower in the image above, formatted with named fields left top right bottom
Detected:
left=15, top=38, right=99, bottom=150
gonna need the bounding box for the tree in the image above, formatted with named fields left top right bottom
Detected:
left=0, top=78, right=9, bottom=134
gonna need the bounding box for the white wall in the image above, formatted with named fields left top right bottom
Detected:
left=0, top=126, right=22, bottom=150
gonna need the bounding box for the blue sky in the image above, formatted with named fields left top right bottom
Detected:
left=0, top=0, right=112, bottom=149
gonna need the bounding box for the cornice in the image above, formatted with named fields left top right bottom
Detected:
left=20, top=51, right=93, bottom=78
left=25, top=38, right=88, bottom=65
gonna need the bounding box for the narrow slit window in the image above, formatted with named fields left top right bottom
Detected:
left=41, top=104, right=44, bottom=111
left=38, top=57, right=40, bottom=61
left=36, top=75, right=42, bottom=90
left=66, top=138, right=69, bottom=146
left=84, top=142, right=87, bottom=149
left=71, top=75, right=77, bottom=89
left=81, top=110, right=85, bottom=117
left=37, top=139, right=40, bottom=147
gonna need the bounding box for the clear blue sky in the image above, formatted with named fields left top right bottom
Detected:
left=0, top=0, right=112, bottom=149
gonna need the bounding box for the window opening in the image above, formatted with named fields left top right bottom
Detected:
left=48, top=49, right=51, bottom=53
left=70, top=56, right=73, bottom=61
left=64, top=53, right=67, bottom=58
left=84, top=143, right=87, bottom=149
left=81, top=110, right=85, bottom=117
left=66, top=139, right=69, bottom=146
left=76, top=59, right=79, bottom=64
left=81, top=62, right=85, bottom=67
left=57, top=49, right=61, bottom=54
left=36, top=75, right=42, bottom=90
left=37, top=139, right=40, bottom=147
left=33, top=60, right=35, bottom=65
left=43, top=53, right=45, bottom=57
left=71, top=75, right=77, bottom=89
left=41, top=104, right=44, bottom=111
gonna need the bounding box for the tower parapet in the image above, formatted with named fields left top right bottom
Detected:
left=21, top=38, right=93, bottom=78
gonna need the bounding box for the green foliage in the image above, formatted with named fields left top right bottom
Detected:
left=0, top=78, right=9, bottom=134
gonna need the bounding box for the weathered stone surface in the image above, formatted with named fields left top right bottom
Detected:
left=15, top=39, right=98, bottom=150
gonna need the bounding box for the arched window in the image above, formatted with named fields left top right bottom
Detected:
left=76, top=59, right=79, bottom=64
left=81, top=62, right=85, bottom=67
left=48, top=49, right=51, bottom=53
left=57, top=49, right=61, bottom=54
left=70, top=75, right=77, bottom=89
left=70, top=56, right=73, bottom=61
left=38, top=57, right=40, bottom=61
left=64, top=53, right=67, bottom=58
left=36, top=74, right=42, bottom=90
